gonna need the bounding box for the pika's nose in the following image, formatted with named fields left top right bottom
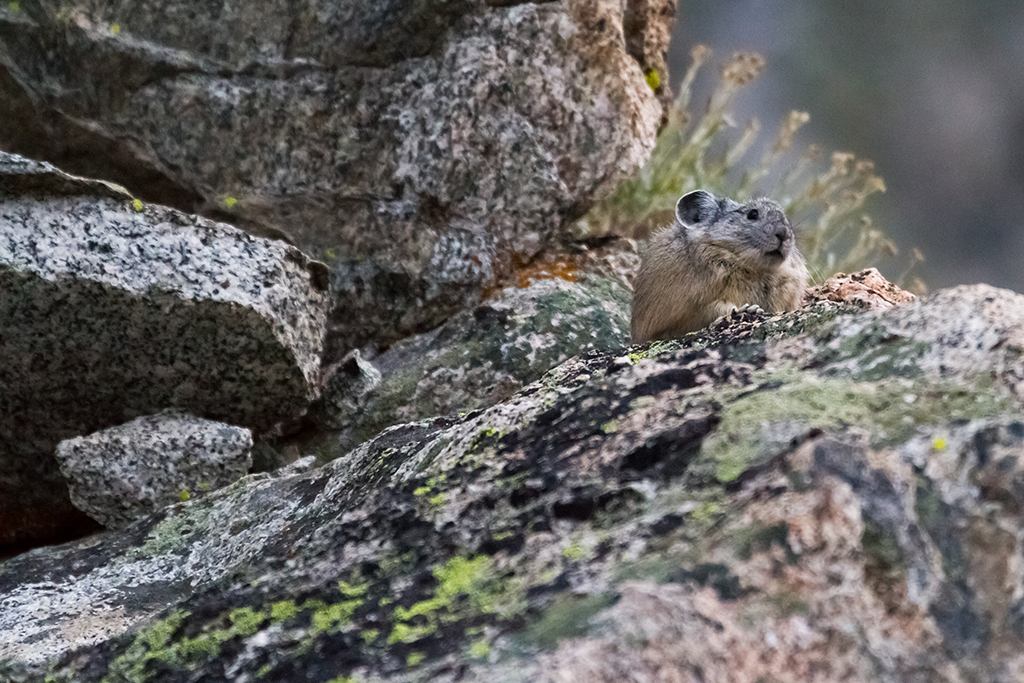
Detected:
left=772, top=224, right=790, bottom=250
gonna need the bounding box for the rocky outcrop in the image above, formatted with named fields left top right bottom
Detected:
left=306, top=271, right=632, bottom=458
left=3, top=279, right=1024, bottom=682
left=0, top=152, right=328, bottom=549
left=55, top=412, right=253, bottom=530
left=0, top=0, right=671, bottom=356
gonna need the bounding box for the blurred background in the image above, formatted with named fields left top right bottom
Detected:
left=669, top=0, right=1024, bottom=293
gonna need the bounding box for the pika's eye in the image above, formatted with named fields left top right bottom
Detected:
left=746, top=209, right=759, bottom=221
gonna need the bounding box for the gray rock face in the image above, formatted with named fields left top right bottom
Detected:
left=316, top=350, right=385, bottom=432
left=0, top=151, right=328, bottom=548
left=4, top=280, right=1024, bottom=682
left=820, top=283, right=1024, bottom=398
left=306, top=273, right=632, bottom=458
left=0, top=0, right=670, bottom=355
left=55, top=412, right=253, bottom=530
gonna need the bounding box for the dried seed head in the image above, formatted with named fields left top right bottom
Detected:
left=830, top=152, right=856, bottom=174
left=772, top=110, right=811, bottom=154
left=720, top=52, right=765, bottom=86
left=690, top=44, right=712, bottom=66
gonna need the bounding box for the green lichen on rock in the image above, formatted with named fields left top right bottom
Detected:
left=325, top=675, right=359, bottom=683
left=99, top=604, right=279, bottom=680
left=269, top=600, right=299, bottom=622
left=463, top=426, right=507, bottom=460
left=699, top=365, right=1017, bottom=483
left=100, top=611, right=188, bottom=683
left=815, top=319, right=934, bottom=381
left=389, top=555, right=521, bottom=645
left=304, top=581, right=370, bottom=636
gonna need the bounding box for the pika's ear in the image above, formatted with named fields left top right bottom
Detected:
left=676, top=190, right=720, bottom=226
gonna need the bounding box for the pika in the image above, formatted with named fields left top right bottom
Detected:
left=630, top=189, right=808, bottom=343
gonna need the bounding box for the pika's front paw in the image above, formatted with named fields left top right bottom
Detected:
left=736, top=303, right=764, bottom=316
left=713, top=302, right=765, bottom=329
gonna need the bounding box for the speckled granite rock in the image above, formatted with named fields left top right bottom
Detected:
left=55, top=412, right=253, bottom=530
left=805, top=267, right=917, bottom=310
left=5, top=280, right=1024, bottom=682
left=305, top=272, right=632, bottom=458
left=315, top=350, right=384, bottom=432
left=0, top=0, right=670, bottom=356
left=0, top=151, right=329, bottom=549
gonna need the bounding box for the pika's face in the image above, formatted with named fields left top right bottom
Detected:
left=676, top=191, right=795, bottom=269
left=729, top=197, right=794, bottom=262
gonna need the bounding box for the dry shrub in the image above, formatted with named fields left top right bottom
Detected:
left=575, top=46, right=922, bottom=289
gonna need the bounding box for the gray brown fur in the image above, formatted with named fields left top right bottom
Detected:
left=631, top=190, right=808, bottom=343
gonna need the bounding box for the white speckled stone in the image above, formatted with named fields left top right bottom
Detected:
left=55, top=412, right=253, bottom=529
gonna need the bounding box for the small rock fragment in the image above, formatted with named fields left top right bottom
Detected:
left=805, top=267, right=916, bottom=310
left=55, top=412, right=253, bottom=529
left=315, top=349, right=384, bottom=431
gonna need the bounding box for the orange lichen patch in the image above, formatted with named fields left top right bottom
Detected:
left=481, top=253, right=586, bottom=300
left=805, top=268, right=916, bottom=311
left=515, top=256, right=581, bottom=289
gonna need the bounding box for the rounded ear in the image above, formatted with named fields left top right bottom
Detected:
left=676, top=190, right=720, bottom=226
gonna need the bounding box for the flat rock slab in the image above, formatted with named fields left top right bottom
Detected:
left=0, top=152, right=329, bottom=548
left=55, top=412, right=253, bottom=530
